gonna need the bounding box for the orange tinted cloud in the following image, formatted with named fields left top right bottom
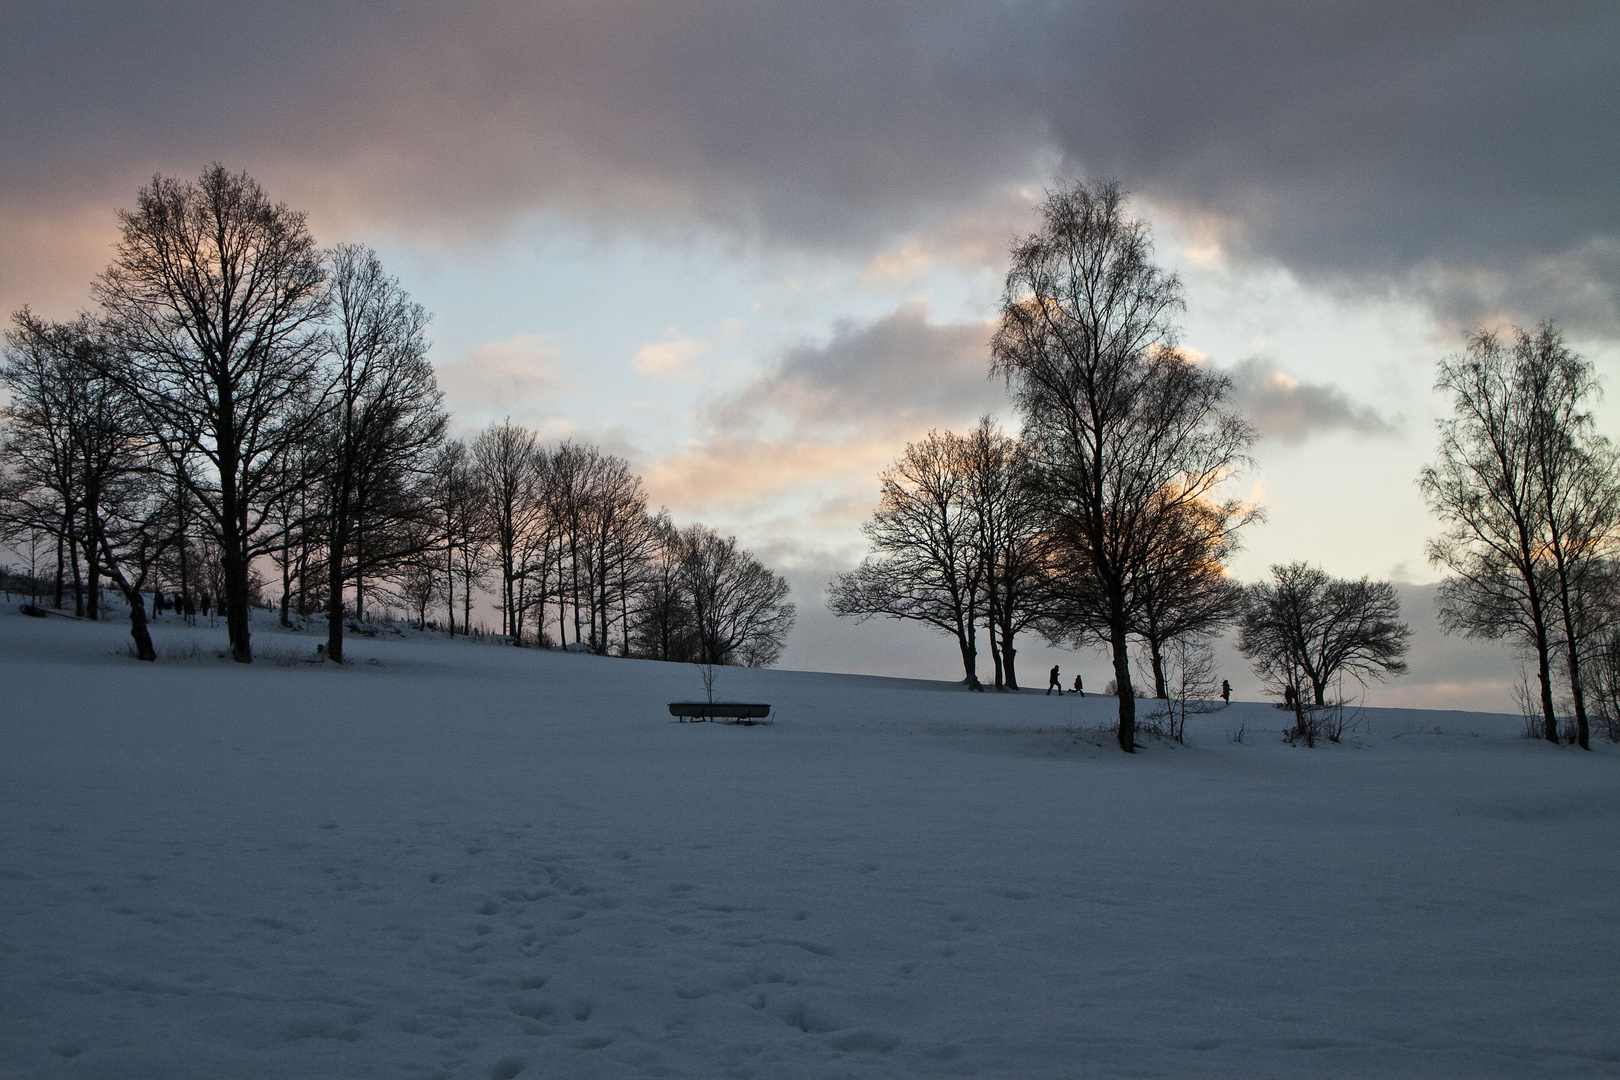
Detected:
left=435, top=334, right=573, bottom=426
left=644, top=436, right=898, bottom=513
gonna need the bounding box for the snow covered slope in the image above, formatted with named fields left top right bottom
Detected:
left=2, top=611, right=1617, bottom=1079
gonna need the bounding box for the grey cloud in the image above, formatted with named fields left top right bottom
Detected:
left=1227, top=358, right=1398, bottom=444
left=715, top=301, right=1001, bottom=437
left=1040, top=3, right=1620, bottom=331
left=3, top=3, right=1617, bottom=329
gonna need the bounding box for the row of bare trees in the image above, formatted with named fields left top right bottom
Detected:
left=433, top=423, right=794, bottom=666
left=0, top=168, right=449, bottom=664
left=0, top=165, right=794, bottom=669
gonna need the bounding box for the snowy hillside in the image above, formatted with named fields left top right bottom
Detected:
left=2, top=610, right=1617, bottom=1079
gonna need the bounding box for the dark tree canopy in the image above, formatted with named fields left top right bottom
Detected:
left=1238, top=562, right=1411, bottom=706
left=94, top=164, right=330, bottom=663
left=829, top=429, right=987, bottom=690
left=1421, top=323, right=1620, bottom=747
left=992, top=179, right=1255, bottom=750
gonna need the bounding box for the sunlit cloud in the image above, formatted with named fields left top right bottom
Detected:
left=858, top=189, right=1040, bottom=288
left=633, top=331, right=710, bottom=382
left=0, top=201, right=119, bottom=320
left=644, top=437, right=898, bottom=514
left=435, top=333, right=573, bottom=425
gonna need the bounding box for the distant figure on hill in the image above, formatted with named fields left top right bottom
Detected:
left=1284, top=684, right=1297, bottom=707
left=1221, top=679, right=1231, bottom=705
left=1047, top=665, right=1062, bottom=695
left=199, top=593, right=210, bottom=618
left=183, top=596, right=196, bottom=626
left=153, top=589, right=167, bottom=615
left=1072, top=674, right=1084, bottom=696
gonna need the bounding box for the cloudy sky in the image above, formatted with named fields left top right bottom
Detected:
left=5, top=2, right=1617, bottom=707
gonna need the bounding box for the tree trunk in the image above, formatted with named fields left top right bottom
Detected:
left=1110, top=618, right=1136, bottom=752
left=110, top=575, right=155, bottom=661
left=987, top=617, right=1004, bottom=690
left=223, top=547, right=253, bottom=663
left=1550, top=559, right=1592, bottom=750
left=280, top=560, right=292, bottom=627
left=445, top=541, right=456, bottom=636
left=70, top=532, right=84, bottom=617
left=956, top=624, right=982, bottom=691
left=1149, top=636, right=1168, bottom=699
left=55, top=530, right=65, bottom=609
left=326, top=538, right=347, bottom=664
left=462, top=557, right=473, bottom=637
left=84, top=534, right=100, bottom=620
left=1000, top=626, right=1019, bottom=691
left=1531, top=613, right=1558, bottom=742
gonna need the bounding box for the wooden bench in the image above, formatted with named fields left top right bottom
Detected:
left=667, top=702, right=772, bottom=724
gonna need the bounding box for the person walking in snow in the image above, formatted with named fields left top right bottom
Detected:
left=1072, top=674, right=1084, bottom=696
left=1047, top=665, right=1063, bottom=695
left=1221, top=679, right=1231, bottom=705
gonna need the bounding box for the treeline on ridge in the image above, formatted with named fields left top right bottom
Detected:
left=0, top=165, right=794, bottom=668
left=833, top=180, right=1620, bottom=752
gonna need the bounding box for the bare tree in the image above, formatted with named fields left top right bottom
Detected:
left=94, top=165, right=329, bottom=662
left=1131, top=498, right=1250, bottom=698
left=630, top=512, right=698, bottom=661
left=2, top=310, right=177, bottom=656
left=993, top=180, right=1255, bottom=750
left=962, top=418, right=1049, bottom=690
left=1238, top=562, right=1411, bottom=707
left=1, top=312, right=94, bottom=615
left=830, top=430, right=986, bottom=689
left=471, top=422, right=546, bottom=642
left=1519, top=325, right=1618, bottom=750
left=680, top=524, right=795, bottom=666
left=577, top=453, right=650, bottom=655
left=318, top=244, right=446, bottom=663
left=431, top=439, right=492, bottom=636
left=1147, top=634, right=1219, bottom=744
left=1420, top=325, right=1620, bottom=746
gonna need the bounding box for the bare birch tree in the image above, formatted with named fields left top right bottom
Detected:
left=1420, top=324, right=1620, bottom=746
left=993, top=180, right=1255, bottom=750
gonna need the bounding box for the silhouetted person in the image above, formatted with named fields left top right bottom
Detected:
left=153, top=589, right=167, bottom=615
left=1047, top=665, right=1062, bottom=695
left=1221, top=679, right=1231, bottom=705
left=199, top=593, right=210, bottom=618
left=183, top=596, right=196, bottom=626
left=1072, top=674, right=1084, bottom=696
left=1284, top=684, right=1297, bottom=707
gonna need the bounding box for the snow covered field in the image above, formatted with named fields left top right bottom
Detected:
left=2, top=610, right=1618, bottom=1079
